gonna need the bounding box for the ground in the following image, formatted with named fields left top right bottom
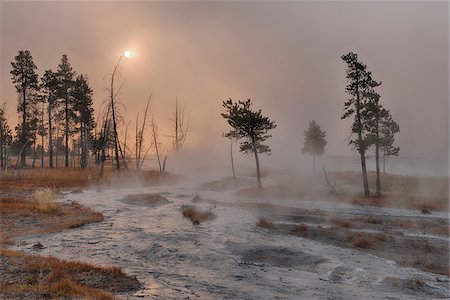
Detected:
left=0, top=168, right=145, bottom=299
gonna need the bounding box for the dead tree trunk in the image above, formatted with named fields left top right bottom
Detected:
left=152, top=118, right=162, bottom=172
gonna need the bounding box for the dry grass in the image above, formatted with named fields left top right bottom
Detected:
left=291, top=224, right=309, bottom=237
left=182, top=206, right=216, bottom=224
left=0, top=247, right=139, bottom=299
left=256, top=218, right=275, bottom=229
left=0, top=196, right=103, bottom=243
left=346, top=232, right=386, bottom=248
left=34, top=188, right=59, bottom=213
left=398, top=221, right=416, bottom=229
left=430, top=226, right=450, bottom=236
left=365, top=216, right=382, bottom=224
left=331, top=217, right=352, bottom=228
left=330, top=171, right=449, bottom=212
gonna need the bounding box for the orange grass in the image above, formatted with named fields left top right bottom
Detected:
left=182, top=207, right=216, bottom=224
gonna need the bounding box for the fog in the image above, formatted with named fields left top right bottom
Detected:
left=0, top=1, right=448, bottom=174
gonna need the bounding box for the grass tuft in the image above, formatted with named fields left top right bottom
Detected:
left=256, top=218, right=275, bottom=229
left=34, top=188, right=59, bottom=213
left=182, top=206, right=216, bottom=224
left=291, top=224, right=309, bottom=237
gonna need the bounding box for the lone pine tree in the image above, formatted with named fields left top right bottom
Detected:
left=341, top=52, right=381, bottom=198
left=222, top=99, right=276, bottom=188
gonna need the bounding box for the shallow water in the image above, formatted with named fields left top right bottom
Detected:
left=14, top=175, right=450, bottom=299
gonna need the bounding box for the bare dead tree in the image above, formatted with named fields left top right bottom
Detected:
left=107, top=57, right=126, bottom=173
left=135, top=95, right=152, bottom=171
left=151, top=116, right=168, bottom=172
left=172, top=97, right=190, bottom=152
left=322, top=167, right=337, bottom=194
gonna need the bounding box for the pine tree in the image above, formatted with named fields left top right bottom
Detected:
left=302, top=120, right=327, bottom=172
left=10, top=50, right=39, bottom=166
left=72, top=74, right=95, bottom=169
left=379, top=111, right=400, bottom=173
left=41, top=69, right=59, bottom=168
left=222, top=99, right=276, bottom=188
left=0, top=104, right=13, bottom=168
left=341, top=52, right=381, bottom=198
left=56, top=54, right=76, bottom=168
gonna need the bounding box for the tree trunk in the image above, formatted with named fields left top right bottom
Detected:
left=313, top=153, right=316, bottom=173
left=0, top=125, right=3, bottom=168
left=80, top=122, right=87, bottom=169
left=48, top=105, right=53, bottom=168
left=383, top=148, right=386, bottom=174
left=230, top=140, right=236, bottom=179
left=41, top=103, right=45, bottom=168
left=355, top=75, right=370, bottom=197
left=253, top=150, right=262, bottom=188
left=375, top=115, right=381, bottom=197
left=65, top=99, right=69, bottom=168
left=21, top=88, right=27, bottom=167
left=41, top=134, right=44, bottom=168
left=110, top=58, right=121, bottom=173
left=32, top=142, right=36, bottom=168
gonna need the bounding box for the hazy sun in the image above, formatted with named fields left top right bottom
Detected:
left=123, top=50, right=132, bottom=58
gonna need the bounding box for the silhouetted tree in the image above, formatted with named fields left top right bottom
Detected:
left=56, top=54, right=76, bottom=168
left=0, top=104, right=13, bottom=169
left=172, top=97, right=189, bottom=152
left=41, top=69, right=59, bottom=168
left=10, top=50, right=39, bottom=166
left=379, top=111, right=400, bottom=173
left=341, top=52, right=381, bottom=197
left=72, top=74, right=95, bottom=169
left=302, top=120, right=327, bottom=172
left=366, top=100, right=400, bottom=196
left=222, top=99, right=276, bottom=188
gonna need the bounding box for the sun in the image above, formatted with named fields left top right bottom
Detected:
left=123, top=50, right=132, bottom=58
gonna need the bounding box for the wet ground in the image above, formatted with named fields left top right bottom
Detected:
left=12, top=175, right=450, bottom=299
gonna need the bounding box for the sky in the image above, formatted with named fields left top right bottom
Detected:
left=0, top=1, right=448, bottom=170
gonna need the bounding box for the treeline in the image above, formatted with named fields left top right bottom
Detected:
left=222, top=52, right=399, bottom=197
left=0, top=50, right=190, bottom=175
left=1, top=51, right=94, bottom=170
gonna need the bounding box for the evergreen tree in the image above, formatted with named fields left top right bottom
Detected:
left=41, top=69, right=59, bottom=168
left=222, top=99, right=276, bottom=188
left=379, top=110, right=400, bottom=173
left=0, top=104, right=13, bottom=168
left=56, top=54, right=76, bottom=168
left=302, top=120, right=327, bottom=172
left=10, top=50, right=39, bottom=166
left=72, top=74, right=95, bottom=169
left=341, top=52, right=381, bottom=197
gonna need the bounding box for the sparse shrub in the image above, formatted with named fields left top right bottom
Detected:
left=346, top=232, right=382, bottom=248
left=292, top=224, right=309, bottom=237
left=366, top=217, right=382, bottom=224
left=398, top=222, right=416, bottom=229
left=256, top=218, right=275, bottom=229
left=182, top=206, right=216, bottom=224
left=331, top=217, right=351, bottom=228
left=408, top=277, right=425, bottom=287
left=431, top=226, right=450, bottom=236
left=34, top=188, right=59, bottom=213
left=352, top=239, right=374, bottom=248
